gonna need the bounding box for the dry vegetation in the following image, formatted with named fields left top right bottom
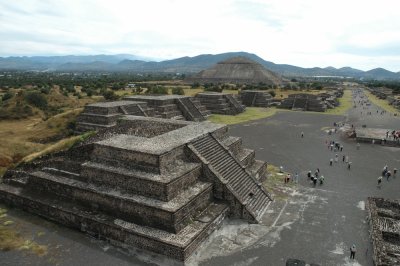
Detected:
left=365, top=91, right=400, bottom=115
left=0, top=87, right=100, bottom=177
left=325, top=89, right=352, bottom=115
left=0, top=207, right=47, bottom=256
left=263, top=164, right=296, bottom=200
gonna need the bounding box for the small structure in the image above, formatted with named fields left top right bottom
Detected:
left=239, top=90, right=273, bottom=107
left=366, top=197, right=400, bottom=265
left=124, top=95, right=210, bottom=121
left=279, top=94, right=327, bottom=112
left=76, top=95, right=210, bottom=132
left=355, top=128, right=400, bottom=147
left=75, top=101, right=153, bottom=133
left=0, top=116, right=271, bottom=261
left=196, top=92, right=245, bottom=115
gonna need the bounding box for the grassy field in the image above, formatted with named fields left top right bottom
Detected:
left=325, top=89, right=352, bottom=115
left=365, top=91, right=400, bottom=115
left=0, top=108, right=87, bottom=177
left=207, top=107, right=277, bottom=125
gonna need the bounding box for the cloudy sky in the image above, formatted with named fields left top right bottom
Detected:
left=1, top=0, right=399, bottom=71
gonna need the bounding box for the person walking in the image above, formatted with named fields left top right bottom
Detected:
left=301, top=132, right=304, bottom=138
left=350, top=244, right=356, bottom=259
left=342, top=155, right=345, bottom=162
left=378, top=176, right=383, bottom=187
left=294, top=173, right=299, bottom=183
left=386, top=171, right=391, bottom=181
left=330, top=158, right=333, bottom=166
left=347, top=162, right=352, bottom=170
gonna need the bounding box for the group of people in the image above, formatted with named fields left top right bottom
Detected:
left=327, top=139, right=352, bottom=170
left=284, top=172, right=299, bottom=184
left=307, top=169, right=324, bottom=186
left=377, top=165, right=398, bottom=187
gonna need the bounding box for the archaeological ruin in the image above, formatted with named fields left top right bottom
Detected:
left=366, top=197, right=400, bottom=265
left=0, top=116, right=272, bottom=261
left=279, top=94, right=328, bottom=112
left=186, top=56, right=282, bottom=85
left=76, top=95, right=210, bottom=132
left=239, top=90, right=273, bottom=107
left=196, top=92, right=246, bottom=115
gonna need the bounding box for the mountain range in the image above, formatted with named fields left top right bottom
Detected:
left=0, top=52, right=399, bottom=80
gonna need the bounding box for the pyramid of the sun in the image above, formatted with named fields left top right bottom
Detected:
left=187, top=56, right=282, bottom=85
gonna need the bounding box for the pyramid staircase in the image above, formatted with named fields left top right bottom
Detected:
left=189, top=134, right=272, bottom=222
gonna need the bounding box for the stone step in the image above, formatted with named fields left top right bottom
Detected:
left=221, top=136, right=242, bottom=155
left=76, top=113, right=121, bottom=125
left=0, top=183, right=229, bottom=261
left=171, top=115, right=185, bottom=121
left=26, top=171, right=213, bottom=233
left=81, top=161, right=201, bottom=201
left=75, top=122, right=116, bottom=132
left=156, top=104, right=179, bottom=112
left=191, top=135, right=272, bottom=222
left=237, top=148, right=255, bottom=168
left=247, top=160, right=267, bottom=182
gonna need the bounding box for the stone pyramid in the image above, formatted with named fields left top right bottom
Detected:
left=187, top=56, right=282, bottom=85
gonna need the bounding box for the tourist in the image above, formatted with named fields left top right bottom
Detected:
left=319, top=175, right=324, bottom=185
left=347, top=162, right=352, bottom=170
left=301, top=132, right=304, bottom=138
left=356, top=143, right=360, bottom=150
left=386, top=171, right=391, bottom=181
left=294, top=173, right=299, bottom=183
left=340, top=145, right=343, bottom=152
left=307, top=171, right=311, bottom=179
left=377, top=176, right=382, bottom=187
left=330, top=158, right=333, bottom=166
left=342, top=155, right=345, bottom=163
left=394, top=168, right=398, bottom=177
left=335, top=154, right=338, bottom=163
left=312, top=176, right=317, bottom=186
left=350, top=244, right=356, bottom=259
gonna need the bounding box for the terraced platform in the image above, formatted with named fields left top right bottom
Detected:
left=0, top=116, right=272, bottom=261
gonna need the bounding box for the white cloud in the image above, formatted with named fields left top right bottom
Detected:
left=0, top=0, right=399, bottom=71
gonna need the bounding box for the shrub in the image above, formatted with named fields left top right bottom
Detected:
left=25, top=92, right=48, bottom=109
left=204, top=85, right=223, bottom=93
left=2, top=91, right=14, bottom=101
left=101, top=90, right=118, bottom=100
left=268, top=90, right=276, bottom=97
left=171, top=87, right=184, bottom=95
left=40, top=87, right=50, bottom=94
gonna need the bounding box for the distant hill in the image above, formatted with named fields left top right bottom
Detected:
left=0, top=52, right=399, bottom=80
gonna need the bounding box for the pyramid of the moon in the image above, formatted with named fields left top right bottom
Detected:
left=187, top=56, right=282, bottom=85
